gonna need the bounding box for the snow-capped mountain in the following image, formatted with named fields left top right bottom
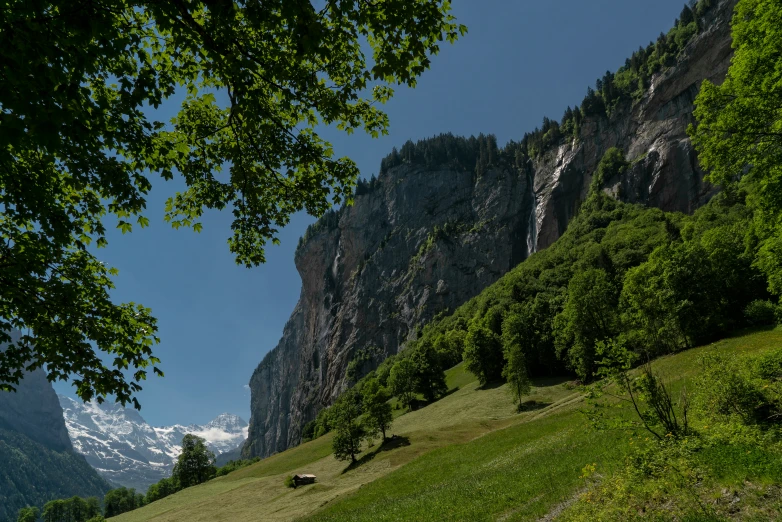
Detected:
left=58, top=396, right=247, bottom=491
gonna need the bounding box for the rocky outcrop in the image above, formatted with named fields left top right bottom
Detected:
left=244, top=0, right=737, bottom=459
left=0, top=332, right=72, bottom=452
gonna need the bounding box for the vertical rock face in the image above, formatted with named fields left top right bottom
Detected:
left=244, top=0, right=737, bottom=459
left=0, top=332, right=72, bottom=452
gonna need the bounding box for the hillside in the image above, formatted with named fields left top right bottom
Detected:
left=111, top=328, right=782, bottom=521
left=244, top=0, right=738, bottom=459
left=0, top=333, right=111, bottom=521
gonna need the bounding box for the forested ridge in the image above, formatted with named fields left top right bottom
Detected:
left=0, top=425, right=111, bottom=522
left=295, top=0, right=719, bottom=258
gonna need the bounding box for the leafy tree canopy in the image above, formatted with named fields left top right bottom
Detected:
left=172, top=434, right=216, bottom=488
left=689, top=0, right=782, bottom=295
left=361, top=377, right=393, bottom=441
left=331, top=389, right=366, bottom=463
left=0, top=0, right=466, bottom=407
left=16, top=507, right=39, bottom=522
left=690, top=0, right=782, bottom=216
left=388, top=356, right=417, bottom=411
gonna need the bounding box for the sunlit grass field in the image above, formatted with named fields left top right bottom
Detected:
left=111, top=328, right=782, bottom=522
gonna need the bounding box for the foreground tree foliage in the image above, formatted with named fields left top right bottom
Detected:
left=42, top=496, right=103, bottom=522
left=0, top=0, right=466, bottom=407
left=554, top=268, right=619, bottom=382
left=689, top=0, right=782, bottom=294
left=463, top=320, right=504, bottom=386
left=388, top=357, right=417, bottom=411
left=501, top=309, right=533, bottom=408
left=409, top=340, right=448, bottom=402
left=144, top=476, right=181, bottom=504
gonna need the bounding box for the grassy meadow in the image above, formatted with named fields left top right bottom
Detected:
left=111, top=328, right=782, bottom=522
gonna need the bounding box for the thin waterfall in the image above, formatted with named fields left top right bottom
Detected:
left=525, top=169, right=538, bottom=258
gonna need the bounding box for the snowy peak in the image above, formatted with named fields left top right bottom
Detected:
left=151, top=414, right=247, bottom=457
left=58, top=395, right=247, bottom=491
left=207, top=413, right=248, bottom=432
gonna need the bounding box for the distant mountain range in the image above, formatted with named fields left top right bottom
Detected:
left=58, top=396, right=247, bottom=491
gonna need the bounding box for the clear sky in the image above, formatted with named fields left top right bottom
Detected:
left=54, top=0, right=692, bottom=427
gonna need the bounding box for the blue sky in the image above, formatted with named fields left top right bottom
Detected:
left=54, top=0, right=692, bottom=427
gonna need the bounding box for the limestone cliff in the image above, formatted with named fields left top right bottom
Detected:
left=244, top=0, right=737, bottom=459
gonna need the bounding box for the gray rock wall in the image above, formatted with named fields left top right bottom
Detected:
left=244, top=0, right=737, bottom=459
left=0, top=331, right=72, bottom=452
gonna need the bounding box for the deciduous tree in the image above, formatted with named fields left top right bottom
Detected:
left=361, top=378, right=393, bottom=441
left=501, top=310, right=533, bottom=408
left=410, top=341, right=448, bottom=402
left=16, top=507, right=39, bottom=522
left=689, top=0, right=782, bottom=294
left=331, top=390, right=366, bottom=463
left=0, top=0, right=466, bottom=408
left=388, top=357, right=417, bottom=411
left=463, top=322, right=504, bottom=386
left=172, top=434, right=216, bottom=488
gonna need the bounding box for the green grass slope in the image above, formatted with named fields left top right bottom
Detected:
left=111, top=329, right=782, bottom=522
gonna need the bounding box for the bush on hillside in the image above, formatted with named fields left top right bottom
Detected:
left=744, top=300, right=778, bottom=326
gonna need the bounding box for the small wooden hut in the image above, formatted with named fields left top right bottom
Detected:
left=292, top=474, right=316, bottom=487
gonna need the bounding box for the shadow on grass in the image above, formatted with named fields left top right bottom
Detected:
left=516, top=400, right=551, bottom=413
left=530, top=375, right=573, bottom=388
left=726, top=324, right=778, bottom=338
left=342, top=435, right=411, bottom=474
left=442, top=387, right=460, bottom=398
left=478, top=380, right=505, bottom=391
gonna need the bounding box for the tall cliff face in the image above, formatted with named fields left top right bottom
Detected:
left=0, top=368, right=73, bottom=452
left=0, top=331, right=72, bottom=451
left=0, top=334, right=110, bottom=521
left=244, top=0, right=737, bottom=459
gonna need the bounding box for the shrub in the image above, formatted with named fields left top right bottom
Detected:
left=284, top=475, right=296, bottom=489
left=694, top=352, right=781, bottom=426
left=744, top=299, right=777, bottom=326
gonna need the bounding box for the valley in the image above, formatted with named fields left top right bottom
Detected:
left=111, top=329, right=782, bottom=521
left=2, top=0, right=782, bottom=520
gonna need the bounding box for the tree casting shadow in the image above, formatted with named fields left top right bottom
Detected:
left=342, top=435, right=411, bottom=474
